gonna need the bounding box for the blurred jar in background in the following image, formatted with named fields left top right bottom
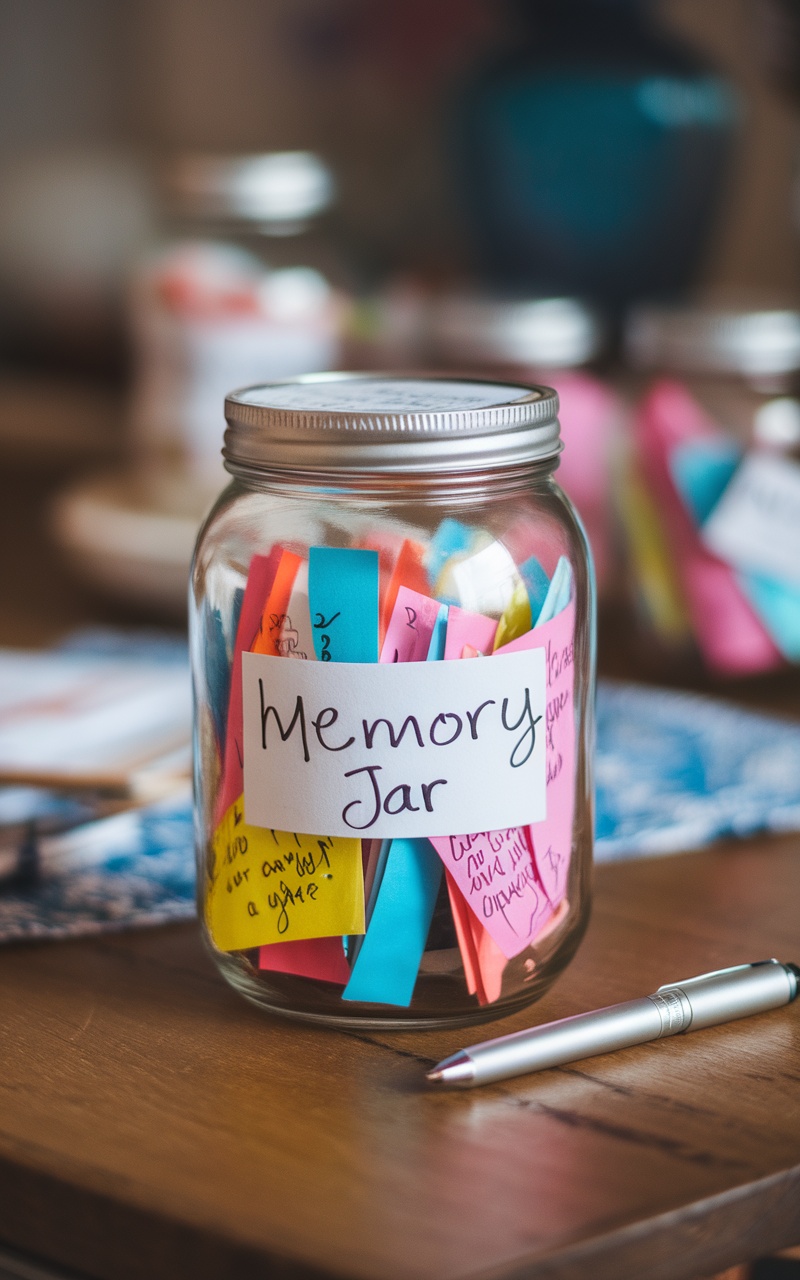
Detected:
left=450, top=0, right=739, bottom=310
left=129, top=152, right=348, bottom=509
left=428, top=294, right=621, bottom=592
left=621, top=305, right=800, bottom=677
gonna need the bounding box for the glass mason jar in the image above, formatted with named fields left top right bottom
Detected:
left=190, top=373, right=595, bottom=1028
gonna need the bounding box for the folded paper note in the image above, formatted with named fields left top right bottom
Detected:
left=430, top=828, right=552, bottom=959
left=207, top=796, right=364, bottom=951
left=380, top=586, right=441, bottom=664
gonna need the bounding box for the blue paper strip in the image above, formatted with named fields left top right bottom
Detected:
left=427, top=519, right=475, bottom=583
left=519, top=554, right=551, bottom=621
left=426, top=604, right=449, bottom=661
left=308, top=547, right=379, bottom=663
left=342, top=837, right=442, bottom=1006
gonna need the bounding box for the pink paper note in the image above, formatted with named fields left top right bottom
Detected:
left=379, top=586, right=441, bottom=664
left=498, top=599, right=577, bottom=907
left=443, top=606, right=497, bottom=660
left=215, top=549, right=282, bottom=823
left=430, top=828, right=552, bottom=959
left=258, top=936, right=351, bottom=985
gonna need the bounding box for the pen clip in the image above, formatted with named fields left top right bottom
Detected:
left=656, top=959, right=779, bottom=993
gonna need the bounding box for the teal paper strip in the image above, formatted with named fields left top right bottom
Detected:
left=308, top=547, right=379, bottom=663
left=342, top=837, right=442, bottom=1006
left=519, top=554, right=551, bottom=621
left=534, top=556, right=573, bottom=627
left=426, top=603, right=449, bottom=661
left=738, top=570, right=800, bottom=662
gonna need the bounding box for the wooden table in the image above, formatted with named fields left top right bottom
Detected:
left=1, top=834, right=799, bottom=1280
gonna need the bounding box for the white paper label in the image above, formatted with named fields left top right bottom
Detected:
left=242, top=649, right=546, bottom=839
left=702, top=452, right=800, bottom=586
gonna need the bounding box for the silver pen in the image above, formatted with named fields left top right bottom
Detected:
left=426, top=959, right=800, bottom=1088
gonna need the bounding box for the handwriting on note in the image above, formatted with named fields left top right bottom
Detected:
left=429, top=828, right=552, bottom=958
left=308, top=546, right=379, bottom=664
left=498, top=599, right=577, bottom=907
left=207, top=797, right=365, bottom=951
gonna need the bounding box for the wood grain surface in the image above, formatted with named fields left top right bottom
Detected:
left=1, top=835, right=799, bottom=1280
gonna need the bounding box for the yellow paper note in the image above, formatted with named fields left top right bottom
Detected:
left=207, top=797, right=365, bottom=952
left=493, top=579, right=532, bottom=650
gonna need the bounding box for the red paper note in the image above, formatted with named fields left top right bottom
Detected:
left=215, top=549, right=282, bottom=823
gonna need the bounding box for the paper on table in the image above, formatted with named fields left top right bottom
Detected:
left=342, top=836, right=441, bottom=1006
left=308, top=547, right=379, bottom=663
left=379, top=586, right=441, bottom=663
left=499, top=598, right=577, bottom=907
left=258, top=936, right=351, bottom=984
left=216, top=549, right=283, bottom=822
left=252, top=550, right=304, bottom=657
left=207, top=796, right=364, bottom=951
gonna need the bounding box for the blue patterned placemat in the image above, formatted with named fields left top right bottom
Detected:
left=1, top=677, right=799, bottom=943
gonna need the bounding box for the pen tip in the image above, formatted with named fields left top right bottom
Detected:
left=425, top=1069, right=444, bottom=1083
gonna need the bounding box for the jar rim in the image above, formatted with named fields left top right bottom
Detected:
left=223, top=372, right=561, bottom=475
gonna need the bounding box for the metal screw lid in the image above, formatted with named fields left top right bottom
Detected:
left=223, top=373, right=560, bottom=476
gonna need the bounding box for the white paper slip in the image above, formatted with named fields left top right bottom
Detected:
left=702, top=452, right=800, bottom=586
left=242, top=647, right=547, bottom=839
left=0, top=650, right=191, bottom=789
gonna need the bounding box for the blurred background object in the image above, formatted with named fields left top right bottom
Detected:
left=0, top=0, right=799, bottom=631
left=450, top=0, right=740, bottom=309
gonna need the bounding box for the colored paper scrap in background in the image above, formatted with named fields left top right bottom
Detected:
left=669, top=439, right=741, bottom=524
left=308, top=546, right=379, bottom=663
left=430, top=829, right=551, bottom=959
left=380, top=586, right=441, bottom=664
left=208, top=797, right=364, bottom=952
left=499, top=598, right=577, bottom=907
left=342, top=836, right=442, bottom=1006
left=216, top=549, right=283, bottom=822
left=443, top=606, right=497, bottom=660
left=258, top=936, right=351, bottom=985
left=737, top=570, right=800, bottom=662
left=252, top=550, right=304, bottom=657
